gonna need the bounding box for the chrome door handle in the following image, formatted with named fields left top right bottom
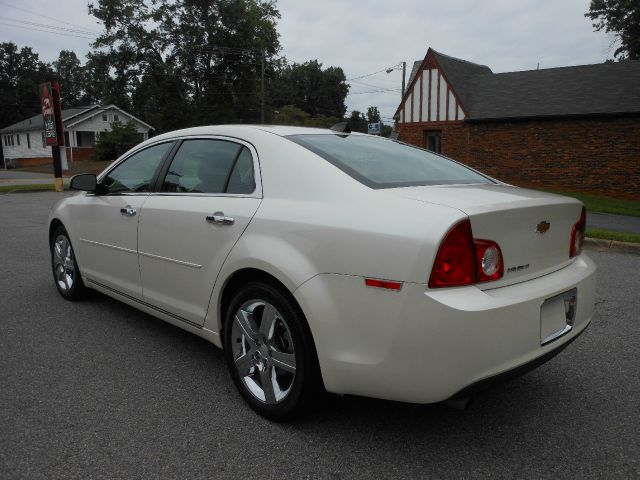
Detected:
left=120, top=206, right=137, bottom=216
left=206, top=211, right=234, bottom=225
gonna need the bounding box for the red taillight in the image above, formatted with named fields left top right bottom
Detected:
left=428, top=219, right=476, bottom=288
left=428, top=219, right=504, bottom=288
left=570, top=206, right=586, bottom=258
left=475, top=240, right=504, bottom=282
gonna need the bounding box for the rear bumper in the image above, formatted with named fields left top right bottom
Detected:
left=294, top=254, right=596, bottom=404
left=447, top=320, right=588, bottom=400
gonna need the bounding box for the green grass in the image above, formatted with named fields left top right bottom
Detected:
left=586, top=228, right=640, bottom=244
left=543, top=190, right=640, bottom=217
left=0, top=183, right=65, bottom=193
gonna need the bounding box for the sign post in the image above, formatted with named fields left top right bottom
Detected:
left=367, top=122, right=381, bottom=135
left=40, top=81, right=66, bottom=192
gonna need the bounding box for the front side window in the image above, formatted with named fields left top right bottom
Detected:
left=101, top=142, right=172, bottom=194
left=287, top=134, right=493, bottom=189
left=162, top=139, right=255, bottom=194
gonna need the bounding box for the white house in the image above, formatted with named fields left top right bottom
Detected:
left=0, top=105, right=154, bottom=167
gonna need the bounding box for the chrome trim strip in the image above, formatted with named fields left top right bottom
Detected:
left=138, top=250, right=202, bottom=269
left=79, top=238, right=137, bottom=254
left=85, top=278, right=203, bottom=329
left=541, top=324, right=573, bottom=345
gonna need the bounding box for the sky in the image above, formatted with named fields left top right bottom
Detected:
left=0, top=0, right=615, bottom=122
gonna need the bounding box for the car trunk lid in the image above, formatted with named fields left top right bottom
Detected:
left=386, top=184, right=583, bottom=288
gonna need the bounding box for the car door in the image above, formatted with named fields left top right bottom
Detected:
left=137, top=137, right=262, bottom=325
left=71, top=141, right=175, bottom=299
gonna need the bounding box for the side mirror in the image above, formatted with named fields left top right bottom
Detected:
left=70, top=173, right=97, bottom=192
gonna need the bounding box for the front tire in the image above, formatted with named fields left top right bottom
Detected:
left=50, top=225, right=86, bottom=300
left=223, top=281, right=322, bottom=421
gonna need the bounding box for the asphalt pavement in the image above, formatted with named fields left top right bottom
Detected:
left=1, top=192, right=639, bottom=479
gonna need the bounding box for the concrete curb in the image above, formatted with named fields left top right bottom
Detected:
left=584, top=237, right=640, bottom=255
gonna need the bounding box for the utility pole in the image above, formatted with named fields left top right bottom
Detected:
left=401, top=61, right=406, bottom=98
left=260, top=50, right=266, bottom=124
left=51, top=82, right=64, bottom=192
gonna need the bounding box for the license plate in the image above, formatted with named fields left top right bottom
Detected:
left=540, top=288, right=577, bottom=345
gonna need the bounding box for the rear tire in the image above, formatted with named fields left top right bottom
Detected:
left=223, top=281, right=322, bottom=421
left=50, top=225, right=87, bottom=300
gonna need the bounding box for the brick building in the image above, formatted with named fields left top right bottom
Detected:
left=395, top=48, right=640, bottom=200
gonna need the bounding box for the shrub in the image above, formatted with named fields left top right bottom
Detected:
left=94, top=120, right=143, bottom=161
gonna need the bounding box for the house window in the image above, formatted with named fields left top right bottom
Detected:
left=425, top=131, right=442, bottom=153
left=10, top=135, right=14, bottom=146
left=114, top=114, right=119, bottom=122
left=102, top=114, right=107, bottom=121
left=42, top=132, right=46, bottom=148
left=27, top=133, right=31, bottom=148
left=16, top=134, right=20, bottom=146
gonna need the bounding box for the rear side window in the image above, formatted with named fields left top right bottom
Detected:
left=287, top=134, right=493, bottom=189
left=162, top=139, right=255, bottom=194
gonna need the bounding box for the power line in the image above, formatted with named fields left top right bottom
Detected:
left=0, top=21, right=96, bottom=40
left=345, top=63, right=403, bottom=82
left=0, top=16, right=97, bottom=36
left=0, top=0, right=100, bottom=33
left=347, top=88, right=402, bottom=95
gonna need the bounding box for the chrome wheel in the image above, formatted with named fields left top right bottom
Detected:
left=230, top=299, right=297, bottom=404
left=53, top=234, right=75, bottom=292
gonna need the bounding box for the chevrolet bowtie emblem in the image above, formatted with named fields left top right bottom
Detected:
left=535, top=221, right=550, bottom=234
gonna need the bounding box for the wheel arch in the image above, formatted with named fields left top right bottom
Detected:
left=48, top=218, right=64, bottom=245
left=218, top=267, right=303, bottom=338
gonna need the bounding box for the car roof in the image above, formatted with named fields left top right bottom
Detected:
left=148, top=124, right=366, bottom=143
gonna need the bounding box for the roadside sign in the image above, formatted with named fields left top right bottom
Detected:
left=40, top=82, right=58, bottom=146
left=368, top=122, right=381, bottom=135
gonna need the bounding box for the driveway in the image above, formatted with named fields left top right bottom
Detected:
left=0, top=192, right=638, bottom=479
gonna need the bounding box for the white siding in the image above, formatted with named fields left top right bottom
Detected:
left=2, top=131, right=50, bottom=159
left=404, top=96, right=412, bottom=123
left=67, top=107, right=150, bottom=135
left=421, top=73, right=429, bottom=122
left=439, top=73, right=447, bottom=121
left=448, top=91, right=456, bottom=121
left=412, top=78, right=420, bottom=123
left=429, top=69, right=437, bottom=122
left=458, top=105, right=465, bottom=120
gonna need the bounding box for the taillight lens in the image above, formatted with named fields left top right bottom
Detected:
left=428, top=219, right=475, bottom=288
left=475, top=240, right=504, bottom=282
left=429, top=219, right=504, bottom=288
left=570, top=206, right=586, bottom=258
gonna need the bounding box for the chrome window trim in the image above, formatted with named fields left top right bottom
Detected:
left=98, top=134, right=263, bottom=199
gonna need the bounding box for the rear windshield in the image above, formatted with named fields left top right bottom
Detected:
left=287, top=134, right=494, bottom=189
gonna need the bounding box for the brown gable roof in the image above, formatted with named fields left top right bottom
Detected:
left=396, top=49, right=640, bottom=121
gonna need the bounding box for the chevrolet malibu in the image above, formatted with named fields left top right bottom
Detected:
left=48, top=125, right=596, bottom=420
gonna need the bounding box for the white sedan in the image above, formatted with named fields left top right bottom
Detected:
left=48, top=125, right=596, bottom=420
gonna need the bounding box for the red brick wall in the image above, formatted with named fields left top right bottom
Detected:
left=16, top=157, right=52, bottom=167
left=66, top=147, right=95, bottom=161
left=397, top=116, right=640, bottom=200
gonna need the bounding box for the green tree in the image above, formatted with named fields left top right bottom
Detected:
left=272, top=60, right=349, bottom=119
left=586, top=0, right=640, bottom=60
left=0, top=42, right=52, bottom=128
left=53, top=50, right=85, bottom=107
left=366, top=106, right=381, bottom=123
left=273, top=105, right=338, bottom=127
left=88, top=0, right=281, bottom=130
left=348, top=110, right=368, bottom=133
left=94, top=120, right=143, bottom=160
